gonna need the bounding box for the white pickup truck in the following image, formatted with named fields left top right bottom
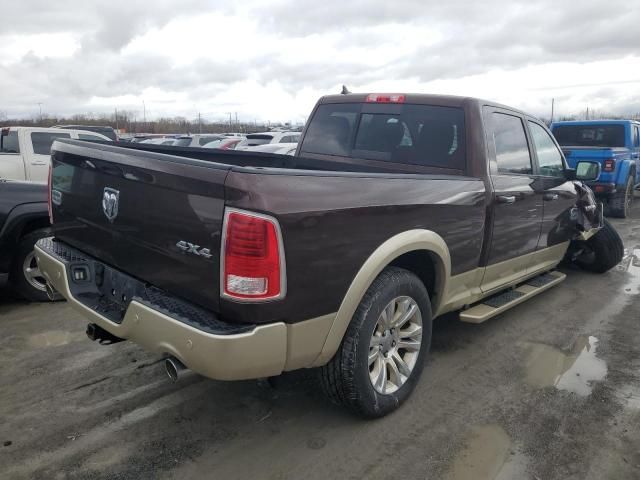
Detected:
left=0, top=127, right=111, bottom=183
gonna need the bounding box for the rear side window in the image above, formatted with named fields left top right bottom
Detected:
left=552, top=124, right=625, bottom=147
left=491, top=113, right=532, bottom=175
left=0, top=130, right=20, bottom=153
left=173, top=138, right=192, bottom=147
left=301, top=103, right=465, bottom=169
left=31, top=132, right=71, bottom=155
left=245, top=134, right=273, bottom=146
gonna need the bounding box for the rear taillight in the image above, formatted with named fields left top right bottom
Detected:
left=221, top=209, right=285, bottom=301
left=603, top=158, right=615, bottom=172
left=47, top=164, right=53, bottom=224
left=365, top=93, right=406, bottom=103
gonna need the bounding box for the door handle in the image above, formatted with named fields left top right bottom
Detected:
left=543, top=193, right=559, bottom=201
left=31, top=161, right=46, bottom=166
left=497, top=195, right=517, bottom=204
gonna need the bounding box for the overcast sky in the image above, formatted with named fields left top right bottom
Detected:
left=1, top=0, right=639, bottom=124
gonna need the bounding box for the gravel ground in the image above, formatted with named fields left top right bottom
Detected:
left=1, top=205, right=639, bottom=480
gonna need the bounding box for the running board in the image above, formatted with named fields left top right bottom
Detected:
left=459, top=271, right=566, bottom=324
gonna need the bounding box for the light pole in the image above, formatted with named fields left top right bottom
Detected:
left=37, top=103, right=43, bottom=123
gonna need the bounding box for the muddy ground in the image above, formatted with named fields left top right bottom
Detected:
left=1, top=206, right=639, bottom=480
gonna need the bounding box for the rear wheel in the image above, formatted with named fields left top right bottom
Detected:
left=574, top=219, right=624, bottom=273
left=319, top=267, right=432, bottom=418
left=10, top=229, right=52, bottom=302
left=608, top=174, right=634, bottom=218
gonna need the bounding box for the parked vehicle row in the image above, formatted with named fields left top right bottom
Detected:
left=0, top=127, right=111, bottom=183
left=36, top=92, right=623, bottom=418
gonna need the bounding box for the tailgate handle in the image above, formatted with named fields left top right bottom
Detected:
left=543, top=193, right=559, bottom=201
left=497, top=195, right=516, bottom=204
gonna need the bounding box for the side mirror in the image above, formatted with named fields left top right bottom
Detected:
left=575, top=161, right=601, bottom=182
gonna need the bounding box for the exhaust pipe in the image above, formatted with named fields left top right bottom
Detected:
left=165, top=356, right=186, bottom=382
left=86, top=323, right=125, bottom=345
left=45, top=283, right=62, bottom=301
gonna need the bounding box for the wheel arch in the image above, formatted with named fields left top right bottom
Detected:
left=311, top=229, right=451, bottom=366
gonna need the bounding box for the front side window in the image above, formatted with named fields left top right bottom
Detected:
left=492, top=113, right=532, bottom=175
left=31, top=132, right=71, bottom=155
left=528, top=122, right=564, bottom=177
left=634, top=126, right=639, bottom=147
left=0, top=130, right=20, bottom=153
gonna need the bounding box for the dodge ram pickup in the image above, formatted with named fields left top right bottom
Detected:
left=551, top=120, right=640, bottom=218
left=35, top=93, right=623, bottom=417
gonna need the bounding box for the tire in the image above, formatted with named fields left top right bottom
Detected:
left=10, top=228, right=52, bottom=302
left=319, top=267, right=432, bottom=418
left=575, top=219, right=624, bottom=273
left=608, top=174, right=634, bottom=218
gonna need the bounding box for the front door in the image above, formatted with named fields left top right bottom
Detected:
left=526, top=120, right=578, bottom=260
left=481, top=109, right=544, bottom=293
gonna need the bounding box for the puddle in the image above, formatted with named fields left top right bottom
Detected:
left=28, top=330, right=84, bottom=348
left=618, top=248, right=640, bottom=295
left=447, top=425, right=514, bottom=480
left=523, top=335, right=607, bottom=396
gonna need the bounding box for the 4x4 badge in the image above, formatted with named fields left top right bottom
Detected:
left=176, top=241, right=213, bottom=259
left=102, top=187, right=119, bottom=222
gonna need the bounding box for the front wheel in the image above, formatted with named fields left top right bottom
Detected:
left=319, top=267, right=432, bottom=418
left=574, top=219, right=624, bottom=273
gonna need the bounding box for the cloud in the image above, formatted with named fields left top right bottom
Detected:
left=0, top=0, right=639, bottom=122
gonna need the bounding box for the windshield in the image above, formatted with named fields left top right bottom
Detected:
left=552, top=124, right=625, bottom=147
left=0, top=130, right=20, bottom=153
left=300, top=103, right=466, bottom=169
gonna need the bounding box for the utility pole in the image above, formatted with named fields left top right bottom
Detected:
left=142, top=100, right=146, bottom=130
left=115, top=108, right=119, bottom=131
left=586, top=106, right=589, bottom=120
left=235, top=112, right=238, bottom=130
left=227, top=112, right=232, bottom=130
left=37, top=103, right=43, bottom=123
left=198, top=112, right=202, bottom=133
left=550, top=98, right=555, bottom=123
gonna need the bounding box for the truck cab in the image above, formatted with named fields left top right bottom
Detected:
left=0, top=127, right=111, bottom=183
left=550, top=120, right=640, bottom=217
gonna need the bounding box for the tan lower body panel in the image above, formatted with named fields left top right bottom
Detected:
left=459, top=271, right=566, bottom=323
left=35, top=244, right=336, bottom=380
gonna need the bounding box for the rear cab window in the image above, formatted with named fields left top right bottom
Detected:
left=31, top=132, right=71, bottom=155
left=552, top=124, right=625, bottom=147
left=299, top=102, right=466, bottom=170
left=0, top=130, right=20, bottom=153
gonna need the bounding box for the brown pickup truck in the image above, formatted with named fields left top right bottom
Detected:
left=35, top=93, right=623, bottom=417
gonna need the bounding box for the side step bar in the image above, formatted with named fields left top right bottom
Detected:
left=459, top=271, right=566, bottom=324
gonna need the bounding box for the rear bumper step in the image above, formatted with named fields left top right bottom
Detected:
left=34, top=238, right=289, bottom=381
left=459, top=271, right=566, bottom=324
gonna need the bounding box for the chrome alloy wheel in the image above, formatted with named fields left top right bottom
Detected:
left=22, top=251, right=47, bottom=292
left=368, top=296, right=423, bottom=394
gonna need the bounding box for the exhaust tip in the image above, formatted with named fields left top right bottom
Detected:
left=165, top=357, right=186, bottom=382
left=86, top=323, right=97, bottom=341
left=45, top=283, right=57, bottom=301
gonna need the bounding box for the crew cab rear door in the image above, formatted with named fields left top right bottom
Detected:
left=526, top=120, right=578, bottom=252
left=481, top=108, right=543, bottom=293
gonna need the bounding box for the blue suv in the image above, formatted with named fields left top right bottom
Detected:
left=551, top=120, right=640, bottom=218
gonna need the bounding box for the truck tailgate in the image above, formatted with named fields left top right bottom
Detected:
left=50, top=139, right=229, bottom=312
